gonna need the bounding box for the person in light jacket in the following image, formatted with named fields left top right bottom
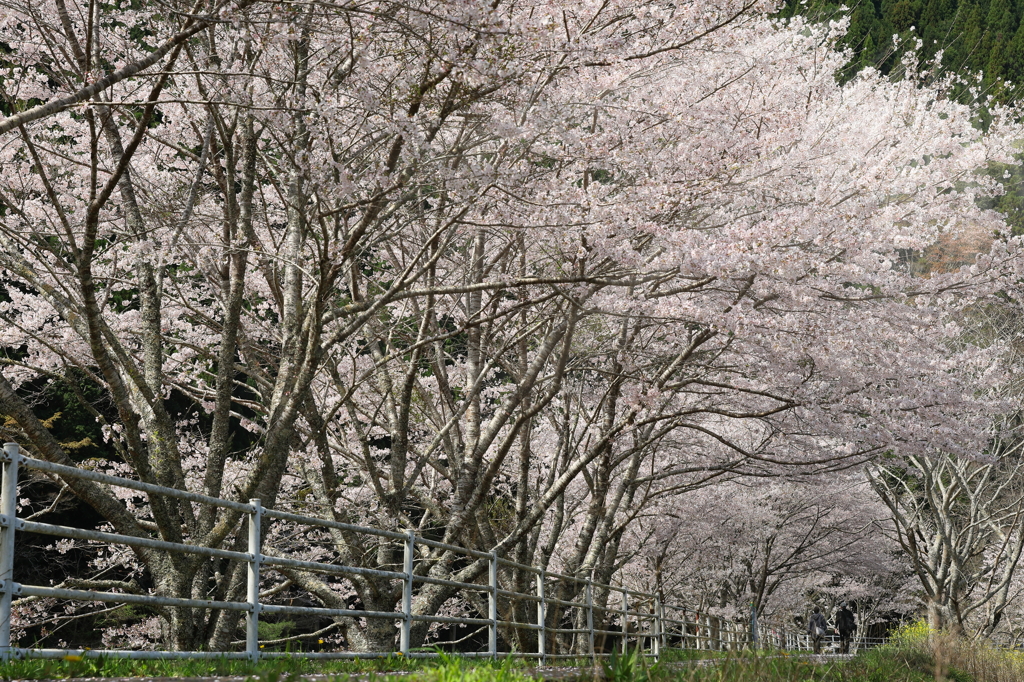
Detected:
left=807, top=606, right=828, bottom=654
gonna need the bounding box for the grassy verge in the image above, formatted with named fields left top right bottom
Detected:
left=654, top=650, right=727, bottom=662
left=920, top=631, right=1024, bottom=682
left=651, top=648, right=940, bottom=682
left=644, top=625, right=1024, bottom=682
left=0, top=648, right=730, bottom=680
left=0, top=655, right=548, bottom=682
left=0, top=653, right=429, bottom=680
left=406, top=656, right=536, bottom=682
left=3, top=628, right=1023, bottom=682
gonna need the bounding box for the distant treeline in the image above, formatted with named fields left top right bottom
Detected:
left=778, top=0, right=1024, bottom=99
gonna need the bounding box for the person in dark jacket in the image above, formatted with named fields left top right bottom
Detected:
left=807, top=606, right=828, bottom=654
left=835, top=602, right=856, bottom=654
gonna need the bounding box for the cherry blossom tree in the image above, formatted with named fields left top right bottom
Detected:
left=864, top=291, right=1024, bottom=637
left=1, top=0, right=1023, bottom=652
left=623, top=475, right=899, bottom=621
left=868, top=416, right=1024, bottom=635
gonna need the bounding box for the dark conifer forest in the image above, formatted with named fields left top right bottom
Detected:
left=779, top=0, right=1024, bottom=95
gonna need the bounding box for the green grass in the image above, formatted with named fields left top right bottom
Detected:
left=417, top=654, right=537, bottom=682
left=0, top=653, right=429, bottom=680
left=0, top=636, right=1008, bottom=682
left=652, top=648, right=944, bottom=682
left=600, top=637, right=978, bottom=682
left=656, top=648, right=729, bottom=662
left=0, top=653, right=550, bottom=682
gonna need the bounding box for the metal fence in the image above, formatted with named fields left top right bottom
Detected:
left=753, top=626, right=888, bottom=653
left=0, top=443, right=883, bottom=663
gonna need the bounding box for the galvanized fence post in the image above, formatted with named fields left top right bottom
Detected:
left=585, top=576, right=595, bottom=663
left=750, top=601, right=757, bottom=650
left=653, top=596, right=661, bottom=660
left=488, top=551, right=498, bottom=659
left=401, top=529, right=415, bottom=656
left=685, top=612, right=690, bottom=649
left=246, top=498, right=262, bottom=663
left=620, top=587, right=628, bottom=654
left=0, top=443, right=19, bottom=663
left=536, top=569, right=546, bottom=664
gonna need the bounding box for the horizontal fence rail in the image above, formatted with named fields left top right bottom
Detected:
left=753, top=626, right=888, bottom=653
left=0, top=443, right=885, bottom=662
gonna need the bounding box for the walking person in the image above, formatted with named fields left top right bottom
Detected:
left=807, top=606, right=828, bottom=654
left=836, top=602, right=856, bottom=654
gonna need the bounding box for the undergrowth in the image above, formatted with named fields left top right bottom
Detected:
left=886, top=619, right=1024, bottom=682
left=0, top=653, right=547, bottom=682
left=654, top=649, right=727, bottom=662
left=421, top=653, right=535, bottom=682
left=669, top=651, right=939, bottom=681
left=4, top=626, right=1024, bottom=682
left=0, top=652, right=428, bottom=680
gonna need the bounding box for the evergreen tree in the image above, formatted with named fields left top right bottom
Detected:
left=987, top=33, right=1008, bottom=84
left=1002, top=17, right=1024, bottom=82
left=986, top=0, right=1017, bottom=38
left=877, top=0, right=906, bottom=72
left=983, top=0, right=1016, bottom=83
left=919, top=0, right=954, bottom=62
left=962, top=1, right=988, bottom=72
left=891, top=0, right=920, bottom=30
left=785, top=0, right=1024, bottom=96
left=863, top=32, right=880, bottom=68
left=944, top=0, right=973, bottom=70
left=847, top=1, right=884, bottom=70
